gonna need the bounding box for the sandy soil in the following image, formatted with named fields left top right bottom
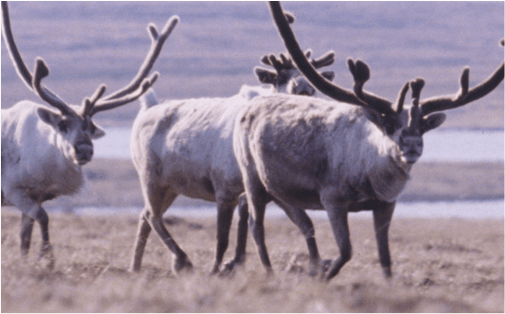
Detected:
left=1, top=210, right=503, bottom=312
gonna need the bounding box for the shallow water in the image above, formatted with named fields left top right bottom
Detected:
left=94, top=128, right=504, bottom=162
left=55, top=200, right=504, bottom=220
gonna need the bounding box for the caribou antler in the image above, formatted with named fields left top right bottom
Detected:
left=88, top=17, right=179, bottom=116
left=347, top=58, right=408, bottom=114
left=1, top=1, right=178, bottom=117
left=419, top=39, right=504, bottom=116
left=2, top=2, right=73, bottom=115
left=310, top=50, right=335, bottom=69
left=269, top=1, right=399, bottom=115
left=260, top=52, right=294, bottom=73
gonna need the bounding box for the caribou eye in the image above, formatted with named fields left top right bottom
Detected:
left=58, top=120, right=68, bottom=133
left=89, top=122, right=97, bottom=134
left=384, top=121, right=395, bottom=135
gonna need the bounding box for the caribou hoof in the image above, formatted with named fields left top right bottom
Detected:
left=172, top=255, right=193, bottom=275
left=219, top=258, right=244, bottom=277
left=307, top=259, right=332, bottom=277
left=39, top=244, right=55, bottom=270
left=320, top=259, right=332, bottom=273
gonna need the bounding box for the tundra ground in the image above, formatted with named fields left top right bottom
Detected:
left=45, top=158, right=504, bottom=210
left=1, top=209, right=503, bottom=312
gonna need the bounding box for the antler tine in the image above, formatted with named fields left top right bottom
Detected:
left=410, top=78, right=425, bottom=105
left=279, top=52, right=293, bottom=68
left=347, top=58, right=369, bottom=106
left=304, top=49, right=312, bottom=59
left=347, top=58, right=397, bottom=114
left=261, top=52, right=294, bottom=73
left=90, top=73, right=159, bottom=116
left=80, top=84, right=106, bottom=116
left=260, top=54, right=273, bottom=67
left=419, top=39, right=504, bottom=116
left=2, top=2, right=72, bottom=114
left=95, top=15, right=179, bottom=109
left=311, top=51, right=335, bottom=69
left=393, top=80, right=410, bottom=114
left=32, top=58, right=73, bottom=115
left=284, top=11, right=295, bottom=24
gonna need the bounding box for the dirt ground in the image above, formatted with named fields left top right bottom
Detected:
left=1, top=209, right=503, bottom=312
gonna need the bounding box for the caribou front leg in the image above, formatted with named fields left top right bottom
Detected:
left=321, top=192, right=352, bottom=281
left=373, top=201, right=395, bottom=278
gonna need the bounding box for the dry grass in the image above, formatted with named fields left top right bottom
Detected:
left=45, top=158, right=504, bottom=210
left=2, top=209, right=503, bottom=312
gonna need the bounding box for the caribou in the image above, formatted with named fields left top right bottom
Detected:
left=232, top=1, right=504, bottom=281
left=1, top=2, right=178, bottom=267
left=129, top=22, right=336, bottom=274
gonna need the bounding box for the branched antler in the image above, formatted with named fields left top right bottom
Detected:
left=2, top=2, right=73, bottom=115
left=1, top=1, right=178, bottom=118
left=90, top=16, right=179, bottom=115
left=269, top=1, right=399, bottom=114
left=347, top=58, right=405, bottom=114
left=419, top=39, right=504, bottom=116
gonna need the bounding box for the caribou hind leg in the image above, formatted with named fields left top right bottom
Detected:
left=20, top=213, right=35, bottom=257
left=273, top=199, right=330, bottom=276
left=132, top=181, right=192, bottom=274
left=221, top=193, right=249, bottom=275
left=210, top=195, right=238, bottom=274
left=243, top=176, right=273, bottom=274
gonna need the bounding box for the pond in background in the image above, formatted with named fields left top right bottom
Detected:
left=94, top=128, right=504, bottom=162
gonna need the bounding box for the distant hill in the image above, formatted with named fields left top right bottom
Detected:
left=1, top=2, right=503, bottom=128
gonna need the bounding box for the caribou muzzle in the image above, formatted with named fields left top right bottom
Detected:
left=74, top=140, right=94, bottom=165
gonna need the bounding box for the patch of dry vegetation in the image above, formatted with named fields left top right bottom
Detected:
left=2, top=210, right=503, bottom=312
left=45, top=159, right=504, bottom=209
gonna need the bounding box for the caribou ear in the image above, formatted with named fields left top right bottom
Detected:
left=37, top=107, right=62, bottom=128
left=362, top=108, right=384, bottom=130
left=90, top=123, right=106, bottom=139
left=254, top=67, right=278, bottom=84
left=421, top=113, right=446, bottom=134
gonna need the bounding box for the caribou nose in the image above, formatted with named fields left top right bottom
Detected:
left=74, top=142, right=94, bottom=165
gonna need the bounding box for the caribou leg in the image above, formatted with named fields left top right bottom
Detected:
left=20, top=213, right=34, bottom=256
left=221, top=193, right=249, bottom=274
left=321, top=193, right=352, bottom=281
left=130, top=210, right=153, bottom=272
left=138, top=182, right=192, bottom=274
left=373, top=201, right=395, bottom=278
left=273, top=199, right=330, bottom=276
left=243, top=174, right=273, bottom=274
left=210, top=195, right=237, bottom=274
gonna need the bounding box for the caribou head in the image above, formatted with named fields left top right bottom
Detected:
left=1, top=2, right=178, bottom=166
left=269, top=1, right=504, bottom=166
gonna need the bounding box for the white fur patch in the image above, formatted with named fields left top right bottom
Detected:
left=238, top=85, right=275, bottom=100
left=140, top=89, right=159, bottom=110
